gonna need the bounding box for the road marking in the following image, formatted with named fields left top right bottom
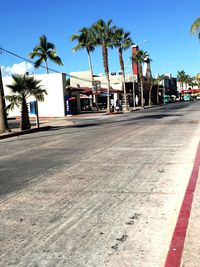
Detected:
left=164, top=142, right=200, bottom=267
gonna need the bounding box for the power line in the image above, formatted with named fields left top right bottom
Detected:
left=0, top=47, right=105, bottom=84
left=1, top=47, right=60, bottom=74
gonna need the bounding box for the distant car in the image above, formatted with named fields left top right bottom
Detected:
left=196, top=96, right=200, bottom=100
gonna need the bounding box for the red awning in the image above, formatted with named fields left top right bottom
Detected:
left=181, top=89, right=200, bottom=93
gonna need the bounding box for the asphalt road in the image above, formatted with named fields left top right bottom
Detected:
left=0, top=101, right=200, bottom=266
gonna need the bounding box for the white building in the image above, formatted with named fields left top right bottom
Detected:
left=3, top=73, right=67, bottom=118
left=70, top=71, right=134, bottom=90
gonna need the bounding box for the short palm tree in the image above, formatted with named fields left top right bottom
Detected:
left=113, top=28, right=133, bottom=111
left=70, top=27, right=97, bottom=106
left=28, top=35, right=63, bottom=73
left=92, top=19, right=116, bottom=113
left=132, top=50, right=149, bottom=108
left=6, top=74, right=47, bottom=131
left=190, top=17, right=200, bottom=40
left=186, top=75, right=195, bottom=88
left=177, top=70, right=188, bottom=90
left=195, top=74, right=200, bottom=87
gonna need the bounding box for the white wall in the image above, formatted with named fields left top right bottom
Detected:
left=3, top=73, right=66, bottom=118
left=70, top=71, right=133, bottom=90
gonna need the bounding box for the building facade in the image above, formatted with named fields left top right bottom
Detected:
left=3, top=73, right=67, bottom=118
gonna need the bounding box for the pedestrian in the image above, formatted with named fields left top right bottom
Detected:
left=115, top=99, right=120, bottom=112
left=135, top=95, right=139, bottom=106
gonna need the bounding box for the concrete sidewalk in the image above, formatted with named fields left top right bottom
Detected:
left=180, top=166, right=200, bottom=266
left=164, top=142, right=200, bottom=267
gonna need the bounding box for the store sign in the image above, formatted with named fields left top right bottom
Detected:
left=100, top=92, right=112, bottom=97
left=29, top=101, right=36, bottom=114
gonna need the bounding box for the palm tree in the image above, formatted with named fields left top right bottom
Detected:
left=195, top=74, right=200, bottom=88
left=177, top=70, right=188, bottom=90
left=148, top=78, right=157, bottom=106
left=92, top=19, right=116, bottom=113
left=0, top=67, right=10, bottom=133
left=6, top=74, right=47, bottom=131
left=143, top=56, right=153, bottom=106
left=187, top=75, right=195, bottom=88
left=190, top=17, right=200, bottom=40
left=132, top=50, right=149, bottom=108
left=28, top=35, right=63, bottom=73
left=113, top=28, right=133, bottom=112
left=155, top=74, right=165, bottom=104
left=70, top=27, right=97, bottom=106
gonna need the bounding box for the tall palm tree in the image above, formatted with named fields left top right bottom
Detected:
left=70, top=27, right=97, bottom=106
left=113, top=28, right=133, bottom=112
left=0, top=67, right=10, bottom=133
left=28, top=35, right=63, bottom=73
left=148, top=78, right=157, bottom=106
left=6, top=74, right=47, bottom=131
left=132, top=50, right=149, bottom=108
left=92, top=19, right=116, bottom=113
left=143, top=56, right=152, bottom=106
left=190, top=17, right=200, bottom=40
left=155, top=74, right=165, bottom=104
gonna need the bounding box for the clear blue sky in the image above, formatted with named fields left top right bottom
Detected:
left=0, top=0, right=200, bottom=78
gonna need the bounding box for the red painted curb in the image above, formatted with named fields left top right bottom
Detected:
left=164, top=142, right=200, bottom=267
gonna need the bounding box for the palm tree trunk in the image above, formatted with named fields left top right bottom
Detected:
left=102, top=43, right=111, bottom=113
left=139, top=64, right=144, bottom=108
left=119, top=48, right=128, bottom=112
left=21, top=95, right=31, bottom=131
left=0, top=67, right=10, bottom=133
left=141, top=78, right=144, bottom=108
left=149, top=85, right=153, bottom=106
left=157, top=85, right=159, bottom=104
left=87, top=49, right=94, bottom=84
left=45, top=60, right=49, bottom=74
left=87, top=49, right=98, bottom=110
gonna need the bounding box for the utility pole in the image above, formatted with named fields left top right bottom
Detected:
left=35, top=100, right=39, bottom=128
left=0, top=66, right=10, bottom=133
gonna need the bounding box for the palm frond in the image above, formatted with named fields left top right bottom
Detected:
left=34, top=57, right=44, bottom=69
left=5, top=95, right=22, bottom=111
left=47, top=50, right=63, bottom=65
left=70, top=34, right=79, bottom=41
left=190, top=17, right=200, bottom=35
left=70, top=27, right=96, bottom=52
left=28, top=35, right=63, bottom=70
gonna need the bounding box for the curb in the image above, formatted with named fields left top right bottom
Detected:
left=0, top=126, right=51, bottom=140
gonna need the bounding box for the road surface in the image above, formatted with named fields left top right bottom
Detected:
left=0, top=101, right=200, bottom=266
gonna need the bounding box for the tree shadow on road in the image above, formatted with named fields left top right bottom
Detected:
left=3, top=113, right=183, bottom=142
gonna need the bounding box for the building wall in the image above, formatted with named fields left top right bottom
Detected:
left=3, top=73, right=66, bottom=118
left=132, top=45, right=139, bottom=77
left=70, top=71, right=134, bottom=90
